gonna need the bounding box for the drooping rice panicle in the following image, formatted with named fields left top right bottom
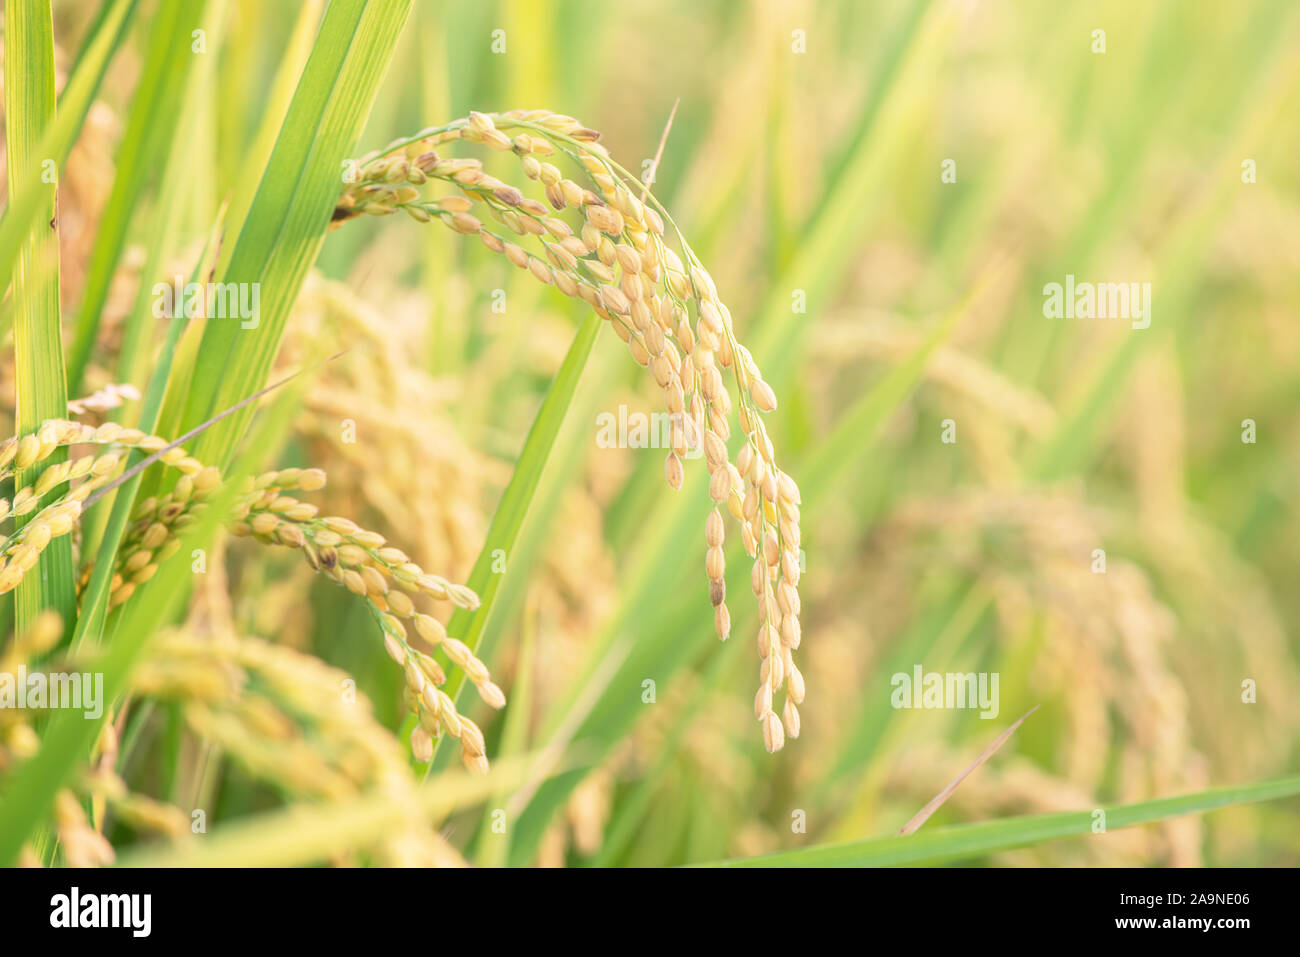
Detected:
left=335, top=110, right=806, bottom=751
left=0, top=419, right=498, bottom=772
left=228, top=467, right=501, bottom=774
left=0, top=419, right=216, bottom=597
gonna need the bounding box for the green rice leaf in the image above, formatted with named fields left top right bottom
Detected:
left=167, top=0, right=413, bottom=471
left=65, top=0, right=208, bottom=394
left=698, top=775, right=1300, bottom=867
left=424, top=311, right=603, bottom=770
left=0, top=0, right=136, bottom=316
left=5, top=0, right=74, bottom=633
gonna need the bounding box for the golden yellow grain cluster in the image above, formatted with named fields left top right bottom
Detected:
left=227, top=467, right=500, bottom=774
left=1, top=418, right=498, bottom=772
left=0, top=419, right=214, bottom=596
left=336, top=110, right=806, bottom=751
